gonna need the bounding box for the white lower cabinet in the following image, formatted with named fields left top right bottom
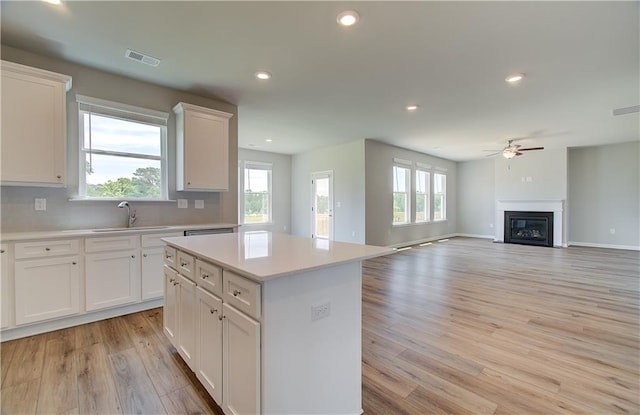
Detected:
left=163, top=265, right=179, bottom=343
left=177, top=274, right=197, bottom=371
left=223, top=302, right=261, bottom=415
left=165, top=249, right=261, bottom=414
left=196, top=286, right=223, bottom=404
left=14, top=255, right=80, bottom=325
left=85, top=250, right=140, bottom=311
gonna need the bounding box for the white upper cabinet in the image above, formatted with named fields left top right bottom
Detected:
left=173, top=102, right=233, bottom=192
left=1, top=61, right=72, bottom=186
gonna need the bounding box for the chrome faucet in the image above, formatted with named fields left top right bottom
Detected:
left=117, top=201, right=137, bottom=228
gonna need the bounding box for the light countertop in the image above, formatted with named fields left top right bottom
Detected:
left=163, top=232, right=394, bottom=282
left=1, top=223, right=239, bottom=242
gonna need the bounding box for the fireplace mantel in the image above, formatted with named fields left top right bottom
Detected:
left=495, top=200, right=565, bottom=247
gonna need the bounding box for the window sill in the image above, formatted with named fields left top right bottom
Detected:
left=68, top=197, right=176, bottom=203
left=241, top=222, right=274, bottom=226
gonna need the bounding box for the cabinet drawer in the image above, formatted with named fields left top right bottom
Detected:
left=176, top=250, right=195, bottom=280
left=223, top=271, right=261, bottom=319
left=196, top=259, right=222, bottom=297
left=142, top=232, right=182, bottom=248
left=163, top=246, right=177, bottom=269
left=85, top=235, right=139, bottom=253
left=15, top=239, right=79, bottom=259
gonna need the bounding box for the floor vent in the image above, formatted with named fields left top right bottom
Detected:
left=125, top=49, right=161, bottom=67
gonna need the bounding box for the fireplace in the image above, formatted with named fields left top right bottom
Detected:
left=504, top=211, right=554, bottom=247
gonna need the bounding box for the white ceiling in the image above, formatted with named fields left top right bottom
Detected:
left=1, top=1, right=638, bottom=161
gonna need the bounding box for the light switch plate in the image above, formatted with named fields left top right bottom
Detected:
left=35, top=198, right=46, bottom=211
left=195, top=200, right=204, bottom=209
left=177, top=199, right=188, bottom=209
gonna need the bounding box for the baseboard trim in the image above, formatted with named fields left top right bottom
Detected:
left=389, top=233, right=458, bottom=249
left=568, top=241, right=640, bottom=251
left=0, top=298, right=163, bottom=342
left=455, top=233, right=494, bottom=239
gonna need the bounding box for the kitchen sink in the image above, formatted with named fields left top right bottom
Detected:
left=91, top=226, right=169, bottom=232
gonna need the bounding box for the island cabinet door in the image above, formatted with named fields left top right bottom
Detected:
left=163, top=266, right=179, bottom=345
left=196, top=286, right=223, bottom=405
left=177, top=274, right=197, bottom=371
left=222, top=303, right=260, bottom=415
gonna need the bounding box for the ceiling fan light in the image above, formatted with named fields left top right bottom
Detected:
left=505, top=73, right=525, bottom=83
left=503, top=150, right=517, bottom=159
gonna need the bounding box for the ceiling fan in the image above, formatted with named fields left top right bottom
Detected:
left=484, top=139, right=544, bottom=159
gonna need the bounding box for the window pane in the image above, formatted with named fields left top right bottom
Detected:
left=244, top=193, right=270, bottom=223
left=83, top=113, right=161, bottom=156
left=393, top=192, right=407, bottom=224
left=85, top=153, right=161, bottom=198
left=245, top=168, right=269, bottom=193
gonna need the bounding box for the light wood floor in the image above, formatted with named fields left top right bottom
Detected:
left=1, top=237, right=638, bottom=414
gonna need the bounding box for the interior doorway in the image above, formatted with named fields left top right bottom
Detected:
left=311, top=171, right=333, bottom=240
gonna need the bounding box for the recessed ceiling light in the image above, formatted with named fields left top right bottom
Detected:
left=406, top=105, right=419, bottom=111
left=265, top=138, right=273, bottom=142
left=505, top=73, right=525, bottom=83
left=337, top=10, right=360, bottom=27
left=255, top=71, right=271, bottom=80
left=43, top=0, right=62, bottom=4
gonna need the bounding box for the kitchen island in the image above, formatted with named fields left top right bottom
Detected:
left=162, top=231, right=393, bottom=415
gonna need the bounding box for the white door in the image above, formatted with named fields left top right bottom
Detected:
left=14, top=256, right=80, bottom=325
left=85, top=250, right=140, bottom=311
left=311, top=171, right=334, bottom=240
left=177, top=274, right=197, bottom=371
left=141, top=247, right=164, bottom=300
left=196, top=286, right=223, bottom=405
left=163, top=266, right=178, bottom=344
left=223, top=303, right=260, bottom=415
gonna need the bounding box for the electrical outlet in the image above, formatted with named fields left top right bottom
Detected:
left=195, top=200, right=204, bottom=209
left=35, top=198, right=46, bottom=211
left=311, top=302, right=331, bottom=322
left=610, top=228, right=616, bottom=235
left=177, top=199, right=188, bottom=209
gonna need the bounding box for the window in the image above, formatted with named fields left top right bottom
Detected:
left=393, top=165, right=410, bottom=225
left=241, top=161, right=272, bottom=224
left=415, top=170, right=430, bottom=223
left=77, top=95, right=168, bottom=200
left=434, top=173, right=446, bottom=221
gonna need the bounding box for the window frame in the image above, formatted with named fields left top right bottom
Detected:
left=76, top=95, right=169, bottom=201
left=240, top=160, right=273, bottom=225
left=392, top=164, right=411, bottom=226
left=415, top=169, right=430, bottom=223
left=433, top=172, right=447, bottom=221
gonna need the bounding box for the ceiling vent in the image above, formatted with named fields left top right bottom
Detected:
left=125, top=49, right=160, bottom=67
left=612, top=105, right=639, bottom=116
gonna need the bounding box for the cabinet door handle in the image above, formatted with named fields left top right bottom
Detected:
left=143, top=254, right=147, bottom=258
left=45, top=247, right=51, bottom=251
left=165, top=254, right=172, bottom=259
left=233, top=289, right=241, bottom=297
left=173, top=281, right=179, bottom=286
left=218, top=314, right=223, bottom=321
left=180, top=262, right=187, bottom=267
left=210, top=308, right=218, bottom=314
left=131, top=255, right=136, bottom=259
left=169, top=278, right=175, bottom=283
left=202, top=274, right=209, bottom=279
left=56, top=175, right=62, bottom=179
left=72, top=261, right=77, bottom=265
left=0, top=250, right=4, bottom=254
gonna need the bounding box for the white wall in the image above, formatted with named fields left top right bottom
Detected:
left=568, top=141, right=639, bottom=249
left=456, top=158, right=495, bottom=237
left=364, top=140, right=457, bottom=247
left=494, top=147, right=567, bottom=201
left=291, top=140, right=366, bottom=243
left=1, top=46, right=238, bottom=232
left=238, top=149, right=291, bottom=234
